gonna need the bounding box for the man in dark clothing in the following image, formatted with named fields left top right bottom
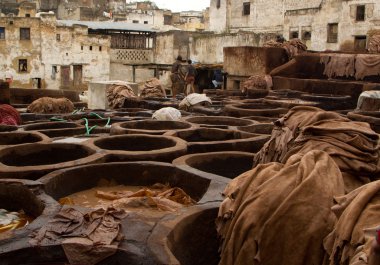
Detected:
left=185, top=60, right=197, bottom=95
left=170, top=55, right=184, bottom=98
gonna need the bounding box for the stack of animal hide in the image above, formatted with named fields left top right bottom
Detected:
left=282, top=38, right=308, bottom=59
left=264, top=38, right=307, bottom=59
left=241, top=75, right=272, bottom=93
left=27, top=97, right=74, bottom=114
left=217, top=106, right=380, bottom=265
left=368, top=35, right=380, bottom=53
left=140, top=78, right=166, bottom=98
left=0, top=104, right=21, bottom=125
left=106, top=83, right=137, bottom=109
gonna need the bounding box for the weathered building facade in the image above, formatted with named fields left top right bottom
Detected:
left=172, top=11, right=206, bottom=32
left=209, top=0, right=380, bottom=51
left=0, top=14, right=110, bottom=89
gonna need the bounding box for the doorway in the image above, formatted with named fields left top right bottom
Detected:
left=60, top=65, right=71, bottom=88
left=73, top=65, right=83, bottom=89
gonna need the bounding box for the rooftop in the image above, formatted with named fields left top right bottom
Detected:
left=57, top=20, right=155, bottom=32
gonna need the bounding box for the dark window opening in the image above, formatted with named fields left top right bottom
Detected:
left=25, top=14, right=30, bottom=17
left=354, top=36, right=367, bottom=52
left=99, top=46, right=102, bottom=51
left=52, top=66, right=58, bottom=80
left=243, top=2, right=250, bottom=16
left=327, top=23, right=338, bottom=43
left=20, top=28, right=30, bottom=40
left=164, top=15, right=172, bottom=25
left=233, top=80, right=240, bottom=90
left=81, top=45, right=83, bottom=50
left=290, top=31, right=299, bottom=39
left=56, top=34, right=60, bottom=41
left=0, top=27, right=5, bottom=39
left=302, top=31, right=311, bottom=41
left=19, top=59, right=27, bottom=72
left=9, top=21, right=13, bottom=25
left=89, top=46, right=92, bottom=51
left=216, top=0, right=221, bottom=9
left=132, top=20, right=139, bottom=23
left=356, top=5, right=365, bottom=21
left=32, top=78, right=41, bottom=89
left=144, top=21, right=148, bottom=24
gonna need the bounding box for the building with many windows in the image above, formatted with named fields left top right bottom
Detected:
left=209, top=0, right=380, bottom=51
left=0, top=13, right=111, bottom=89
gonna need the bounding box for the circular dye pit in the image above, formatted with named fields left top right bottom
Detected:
left=110, top=120, right=193, bottom=135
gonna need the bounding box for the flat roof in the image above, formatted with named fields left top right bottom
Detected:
left=57, top=20, right=155, bottom=32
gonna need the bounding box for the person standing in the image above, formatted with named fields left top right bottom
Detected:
left=185, top=60, right=196, bottom=95
left=170, top=55, right=184, bottom=98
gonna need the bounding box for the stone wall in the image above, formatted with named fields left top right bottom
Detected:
left=155, top=31, right=276, bottom=65
left=209, top=0, right=227, bottom=33
left=0, top=14, right=111, bottom=90
left=109, top=63, right=155, bottom=83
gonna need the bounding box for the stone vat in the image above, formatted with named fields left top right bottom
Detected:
left=22, top=122, right=85, bottom=138
left=183, top=116, right=254, bottom=129
left=0, top=179, right=60, bottom=244
left=110, top=120, right=194, bottom=135
left=165, top=128, right=269, bottom=153
left=0, top=131, right=50, bottom=149
left=0, top=143, right=104, bottom=180
left=224, top=103, right=288, bottom=118
left=173, top=151, right=254, bottom=180
left=87, top=134, right=188, bottom=162
left=149, top=204, right=220, bottom=265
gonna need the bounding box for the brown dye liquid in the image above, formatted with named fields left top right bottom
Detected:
left=61, top=185, right=143, bottom=209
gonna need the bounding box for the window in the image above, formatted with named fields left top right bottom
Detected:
left=132, top=20, right=139, bottom=23
left=56, top=34, right=60, bottom=41
left=356, top=5, right=365, bottom=21
left=216, top=0, right=221, bottom=9
left=0, top=27, right=5, bottom=39
left=164, top=15, right=172, bottom=25
left=89, top=46, right=92, bottom=51
left=302, top=31, right=311, bottom=41
left=25, top=14, right=30, bottom=17
left=144, top=21, right=148, bottom=24
left=51, top=66, right=57, bottom=80
left=99, top=46, right=102, bottom=51
left=19, top=59, right=27, bottom=72
left=243, top=2, right=250, bottom=16
left=32, top=78, right=41, bottom=89
left=290, top=31, right=299, bottom=39
left=81, top=45, right=83, bottom=50
left=327, top=23, right=338, bottom=43
left=20, top=28, right=30, bottom=40
left=354, top=36, right=367, bottom=52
